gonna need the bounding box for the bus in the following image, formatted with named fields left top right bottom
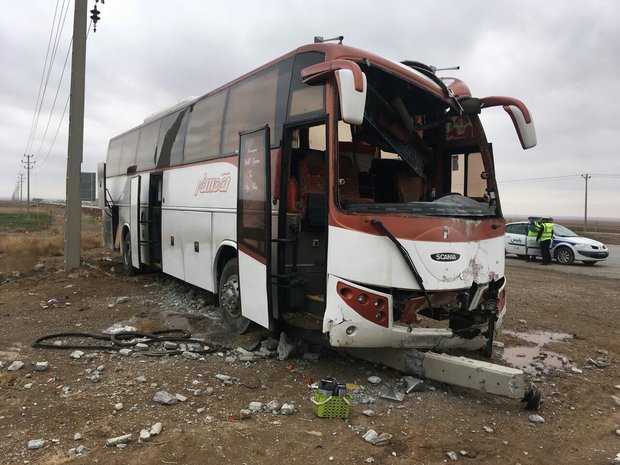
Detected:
left=98, top=41, right=536, bottom=356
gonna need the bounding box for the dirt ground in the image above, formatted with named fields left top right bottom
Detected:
left=1, top=208, right=619, bottom=465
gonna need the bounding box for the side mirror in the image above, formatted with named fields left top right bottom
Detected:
left=301, top=60, right=367, bottom=126
left=335, top=69, right=367, bottom=125
left=480, top=96, right=537, bottom=150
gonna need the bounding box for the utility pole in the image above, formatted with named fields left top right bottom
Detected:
left=581, top=173, right=591, bottom=232
left=22, top=154, right=34, bottom=216
left=17, top=173, right=25, bottom=202
left=65, top=0, right=87, bottom=271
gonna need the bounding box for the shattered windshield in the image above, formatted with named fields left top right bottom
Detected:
left=336, top=64, right=498, bottom=218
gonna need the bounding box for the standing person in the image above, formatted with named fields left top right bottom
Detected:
left=526, top=218, right=541, bottom=261
left=537, top=218, right=554, bottom=265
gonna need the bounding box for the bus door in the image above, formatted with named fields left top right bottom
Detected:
left=236, top=126, right=272, bottom=329
left=130, top=176, right=141, bottom=268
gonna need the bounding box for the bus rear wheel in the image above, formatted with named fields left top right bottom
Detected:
left=122, top=232, right=137, bottom=276
left=218, top=259, right=251, bottom=334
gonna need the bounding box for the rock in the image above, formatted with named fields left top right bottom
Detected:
left=135, top=375, right=147, bottom=383
left=611, top=395, right=620, bottom=407
left=24, top=383, right=33, bottom=389
left=570, top=367, right=583, bottom=374
left=484, top=426, right=494, bottom=433
left=182, top=351, right=200, bottom=360
left=175, top=393, right=187, bottom=402
left=105, top=434, right=132, bottom=447
left=363, top=409, right=375, bottom=417
left=613, top=452, right=620, bottom=465
left=492, top=341, right=505, bottom=349
left=204, top=387, right=215, bottom=396
left=114, top=403, right=123, bottom=411
left=367, top=376, right=382, bottom=385
left=116, top=296, right=130, bottom=304
left=529, top=414, right=545, bottom=424
left=277, top=332, right=296, bottom=360
left=118, top=348, right=132, bottom=356
left=153, top=391, right=178, bottom=405
left=265, top=400, right=281, bottom=413
left=7, top=361, right=24, bottom=371
left=33, top=263, right=45, bottom=271
left=138, top=429, right=151, bottom=443
left=73, top=433, right=82, bottom=441
left=134, top=343, right=149, bottom=351
left=150, top=422, right=163, bottom=436
left=27, top=439, right=45, bottom=450
left=380, top=386, right=405, bottom=402
left=446, top=451, right=458, bottom=461
left=596, top=348, right=609, bottom=356
left=402, top=376, right=424, bottom=393
left=586, top=358, right=610, bottom=368
left=280, top=403, right=295, bottom=415
left=215, top=374, right=232, bottom=383
left=239, top=409, right=252, bottom=419
left=249, top=401, right=263, bottom=412
left=261, top=338, right=279, bottom=351
left=69, top=445, right=89, bottom=455
left=517, top=319, right=527, bottom=325
left=362, top=430, right=392, bottom=446
left=164, top=341, right=178, bottom=350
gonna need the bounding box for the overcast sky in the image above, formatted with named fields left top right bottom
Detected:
left=1, top=0, right=619, bottom=220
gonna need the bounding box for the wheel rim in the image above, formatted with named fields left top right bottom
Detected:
left=220, top=274, right=241, bottom=319
left=124, top=236, right=131, bottom=267
left=556, top=248, right=572, bottom=264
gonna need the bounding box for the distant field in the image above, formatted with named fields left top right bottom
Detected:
left=0, top=210, right=52, bottom=229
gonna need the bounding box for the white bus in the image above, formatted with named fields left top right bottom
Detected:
left=99, top=42, right=536, bottom=356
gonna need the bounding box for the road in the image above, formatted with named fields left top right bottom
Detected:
left=506, top=244, right=619, bottom=279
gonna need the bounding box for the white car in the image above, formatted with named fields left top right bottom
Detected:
left=504, top=222, right=609, bottom=265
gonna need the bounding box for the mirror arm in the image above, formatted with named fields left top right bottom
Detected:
left=301, top=60, right=364, bottom=91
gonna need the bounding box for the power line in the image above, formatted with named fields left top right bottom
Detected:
left=499, top=173, right=620, bottom=185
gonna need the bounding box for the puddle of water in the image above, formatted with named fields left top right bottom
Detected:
left=500, top=330, right=572, bottom=373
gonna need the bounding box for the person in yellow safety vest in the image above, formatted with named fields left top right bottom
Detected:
left=536, top=218, right=554, bottom=265
left=526, top=219, right=541, bottom=262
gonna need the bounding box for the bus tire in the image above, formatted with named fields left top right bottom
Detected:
left=122, top=231, right=137, bottom=276
left=218, top=259, right=251, bottom=334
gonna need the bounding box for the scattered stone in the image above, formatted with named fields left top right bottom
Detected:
left=68, top=445, right=89, bottom=455
left=69, top=350, right=84, bottom=360
left=164, top=341, right=178, bottom=350
left=175, top=393, right=187, bottom=402
left=615, top=429, right=620, bottom=437
left=280, top=403, right=295, bottom=415
left=363, top=409, right=375, bottom=417
left=249, top=401, right=263, bottom=412
left=118, top=348, right=132, bottom=356
left=611, top=395, right=620, bottom=407
left=114, top=403, right=123, bottom=411
left=215, top=374, right=232, bottom=383
left=203, top=415, right=214, bottom=423
left=446, top=451, right=458, bottom=461
left=182, top=351, right=200, bottom=360
left=265, top=400, right=281, bottom=413
left=239, top=354, right=256, bottom=363
left=105, top=433, right=132, bottom=447
left=134, top=343, right=149, bottom=351
left=27, top=439, right=45, bottom=450
left=196, top=407, right=206, bottom=414
left=517, top=319, right=527, bottom=325
left=33, top=263, right=45, bottom=271
left=116, top=296, right=130, bottom=304
left=529, top=414, right=545, bottom=424
left=24, top=383, right=33, bottom=389
left=239, top=409, right=252, bottom=419
left=153, top=391, right=178, bottom=405
left=570, top=367, right=583, bottom=374
left=483, top=426, right=494, bottom=433
left=367, top=376, right=382, bottom=385
left=613, top=452, right=620, bottom=465
left=204, top=387, right=215, bottom=396
left=135, top=375, right=147, bottom=383
left=150, top=422, right=163, bottom=436
left=261, top=338, right=279, bottom=351
left=362, top=430, right=392, bottom=446
left=492, top=341, right=505, bottom=349
left=138, top=429, right=151, bottom=443
left=73, top=433, right=82, bottom=441
left=596, top=348, right=609, bottom=356
left=7, top=361, right=24, bottom=371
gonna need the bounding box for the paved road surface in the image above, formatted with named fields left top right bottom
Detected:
left=506, top=244, right=619, bottom=280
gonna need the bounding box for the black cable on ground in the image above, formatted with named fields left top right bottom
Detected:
left=32, top=329, right=228, bottom=354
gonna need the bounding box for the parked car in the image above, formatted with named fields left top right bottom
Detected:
left=504, top=221, right=609, bottom=265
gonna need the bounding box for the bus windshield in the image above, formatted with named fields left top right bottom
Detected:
left=336, top=63, right=497, bottom=218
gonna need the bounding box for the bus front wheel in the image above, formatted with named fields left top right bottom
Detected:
left=218, top=259, right=251, bottom=334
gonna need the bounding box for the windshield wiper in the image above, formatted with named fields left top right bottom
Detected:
left=370, top=219, right=433, bottom=312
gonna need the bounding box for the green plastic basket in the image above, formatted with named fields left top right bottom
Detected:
left=311, top=389, right=351, bottom=419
